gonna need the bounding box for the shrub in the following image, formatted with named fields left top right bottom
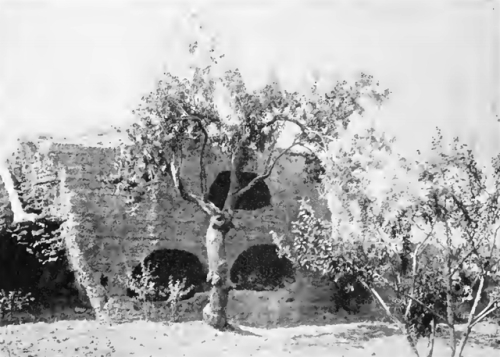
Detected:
left=0, top=289, right=35, bottom=326
left=119, top=260, right=194, bottom=323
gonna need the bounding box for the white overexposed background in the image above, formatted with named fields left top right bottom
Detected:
left=0, top=0, right=498, bottom=198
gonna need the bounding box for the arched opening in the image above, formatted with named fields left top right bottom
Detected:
left=0, top=219, right=88, bottom=314
left=0, top=230, right=42, bottom=293
left=207, top=171, right=271, bottom=211
left=127, top=249, right=207, bottom=302
left=230, top=244, right=295, bottom=291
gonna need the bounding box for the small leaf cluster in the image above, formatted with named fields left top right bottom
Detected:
left=5, top=218, right=65, bottom=265
left=0, top=289, right=35, bottom=324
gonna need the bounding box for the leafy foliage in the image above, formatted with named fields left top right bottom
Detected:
left=4, top=218, right=65, bottom=265
left=120, top=260, right=194, bottom=322
left=406, top=130, right=500, bottom=356
left=8, top=141, right=59, bottom=216
left=0, top=289, right=34, bottom=325
left=107, top=42, right=390, bottom=329
left=111, top=41, right=391, bottom=216
left=276, top=126, right=500, bottom=357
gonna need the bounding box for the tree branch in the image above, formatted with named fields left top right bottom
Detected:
left=178, top=115, right=210, bottom=197
left=470, top=299, right=499, bottom=328
left=33, top=179, right=59, bottom=187
left=489, top=224, right=500, bottom=261
left=264, top=115, right=306, bottom=133
left=232, top=139, right=299, bottom=200
left=465, top=276, right=485, bottom=328
left=426, top=318, right=436, bottom=357
left=456, top=276, right=489, bottom=357
left=406, top=223, right=436, bottom=319
left=169, top=153, right=219, bottom=216
left=264, top=114, right=335, bottom=149
left=160, top=99, right=212, bottom=197
left=449, top=232, right=488, bottom=277
left=358, top=281, right=408, bottom=333
left=401, top=293, right=451, bottom=327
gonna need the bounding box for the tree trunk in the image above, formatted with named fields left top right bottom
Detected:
left=445, top=261, right=457, bottom=356
left=202, top=214, right=233, bottom=329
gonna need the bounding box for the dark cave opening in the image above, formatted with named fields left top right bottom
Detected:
left=230, top=244, right=295, bottom=291
left=127, top=249, right=207, bottom=302
left=207, top=171, right=272, bottom=211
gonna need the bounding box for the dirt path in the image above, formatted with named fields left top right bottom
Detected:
left=1, top=319, right=498, bottom=357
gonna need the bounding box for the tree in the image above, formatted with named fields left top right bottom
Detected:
left=406, top=129, right=500, bottom=357
left=275, top=126, right=500, bottom=357
left=270, top=126, right=442, bottom=356
left=110, top=44, right=391, bottom=329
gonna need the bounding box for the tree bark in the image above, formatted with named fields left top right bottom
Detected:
left=445, top=261, right=457, bottom=356
left=202, top=214, right=233, bottom=329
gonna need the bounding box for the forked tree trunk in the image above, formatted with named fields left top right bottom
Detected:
left=201, top=145, right=247, bottom=329
left=202, top=214, right=233, bottom=329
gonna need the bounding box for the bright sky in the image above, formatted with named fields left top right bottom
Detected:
left=0, top=0, right=498, bottom=165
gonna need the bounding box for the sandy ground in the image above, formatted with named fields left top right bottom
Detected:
left=1, top=318, right=498, bottom=357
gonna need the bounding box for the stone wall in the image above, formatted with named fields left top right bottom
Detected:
left=14, top=140, right=331, bottom=306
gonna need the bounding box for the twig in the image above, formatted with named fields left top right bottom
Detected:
left=232, top=139, right=299, bottom=199
left=401, top=293, right=450, bottom=327
left=470, top=300, right=499, bottom=328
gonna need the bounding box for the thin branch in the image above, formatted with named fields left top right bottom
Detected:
left=295, top=143, right=316, bottom=156
left=450, top=233, right=488, bottom=277
left=465, top=276, right=485, bottom=328
left=404, top=219, right=436, bottom=319
left=232, top=139, right=300, bottom=200
left=359, top=280, right=401, bottom=326
left=179, top=115, right=210, bottom=197
left=470, top=299, right=499, bottom=328
left=264, top=115, right=307, bottom=133
left=266, top=114, right=336, bottom=148
left=263, top=127, right=282, bottom=172
left=169, top=153, right=219, bottom=216
left=456, top=276, right=488, bottom=357
left=33, top=179, right=59, bottom=187
left=489, top=225, right=500, bottom=261
left=426, top=318, right=436, bottom=357
left=401, top=293, right=451, bottom=327
left=374, top=227, right=401, bottom=256
left=160, top=99, right=212, bottom=197
left=450, top=193, right=478, bottom=230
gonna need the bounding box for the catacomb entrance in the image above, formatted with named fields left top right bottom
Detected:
left=127, top=249, right=207, bottom=302
left=207, top=171, right=272, bottom=211
left=230, top=244, right=295, bottom=291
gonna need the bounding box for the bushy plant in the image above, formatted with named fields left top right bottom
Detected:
left=5, top=218, right=66, bottom=265
left=121, top=260, right=194, bottom=322
left=275, top=127, right=500, bottom=357
left=0, top=289, right=35, bottom=326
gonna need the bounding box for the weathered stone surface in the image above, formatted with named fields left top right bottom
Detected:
left=12, top=140, right=331, bottom=319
